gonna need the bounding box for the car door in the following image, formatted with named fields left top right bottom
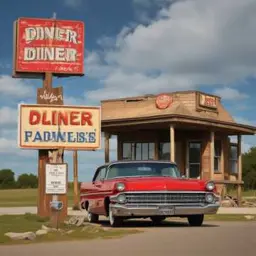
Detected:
left=92, top=166, right=107, bottom=214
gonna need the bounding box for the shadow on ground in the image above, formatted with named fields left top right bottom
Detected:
left=96, top=218, right=219, bottom=229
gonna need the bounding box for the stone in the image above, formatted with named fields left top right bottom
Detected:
left=66, top=230, right=74, bottom=234
left=66, top=216, right=86, bottom=226
left=244, top=215, right=255, bottom=220
left=36, top=229, right=48, bottom=236
left=5, top=232, right=36, bottom=241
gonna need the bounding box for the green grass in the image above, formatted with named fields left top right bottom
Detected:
left=0, top=213, right=141, bottom=245
left=0, top=188, right=75, bottom=207
left=204, top=214, right=256, bottom=221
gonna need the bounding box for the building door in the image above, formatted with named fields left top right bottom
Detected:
left=187, top=141, right=201, bottom=179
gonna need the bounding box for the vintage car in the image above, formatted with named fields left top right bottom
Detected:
left=80, top=160, right=220, bottom=227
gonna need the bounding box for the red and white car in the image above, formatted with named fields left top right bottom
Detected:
left=80, top=160, right=220, bottom=227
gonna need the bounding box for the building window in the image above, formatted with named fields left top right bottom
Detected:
left=214, top=140, right=222, bottom=172
left=159, top=142, right=170, bottom=160
left=122, top=142, right=154, bottom=160
left=229, top=144, right=238, bottom=174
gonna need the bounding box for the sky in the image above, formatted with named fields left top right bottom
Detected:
left=0, top=0, right=256, bottom=182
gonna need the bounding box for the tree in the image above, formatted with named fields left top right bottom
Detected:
left=16, top=173, right=38, bottom=189
left=0, top=169, right=16, bottom=189
left=242, top=146, right=256, bottom=190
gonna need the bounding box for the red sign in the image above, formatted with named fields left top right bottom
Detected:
left=155, top=94, right=173, bottom=109
left=14, top=17, right=84, bottom=75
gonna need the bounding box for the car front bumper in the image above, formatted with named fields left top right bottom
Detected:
left=110, top=203, right=220, bottom=217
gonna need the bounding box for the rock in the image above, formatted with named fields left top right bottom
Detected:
left=66, top=230, right=74, bottom=234
left=41, top=225, right=57, bottom=232
left=66, top=216, right=86, bottom=226
left=244, top=215, right=255, bottom=220
left=5, top=232, right=36, bottom=241
left=36, top=229, right=48, bottom=236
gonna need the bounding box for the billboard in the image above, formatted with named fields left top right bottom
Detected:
left=18, top=104, right=101, bottom=150
left=13, top=17, right=84, bottom=77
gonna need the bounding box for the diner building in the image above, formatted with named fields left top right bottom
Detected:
left=100, top=90, right=256, bottom=205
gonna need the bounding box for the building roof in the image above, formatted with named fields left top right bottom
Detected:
left=100, top=90, right=256, bottom=135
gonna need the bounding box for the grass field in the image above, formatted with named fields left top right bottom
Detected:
left=0, top=188, right=77, bottom=208
left=0, top=188, right=255, bottom=208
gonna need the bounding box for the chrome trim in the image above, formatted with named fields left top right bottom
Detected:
left=110, top=202, right=220, bottom=217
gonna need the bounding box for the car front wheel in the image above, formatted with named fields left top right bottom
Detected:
left=109, top=208, right=123, bottom=227
left=87, top=211, right=99, bottom=223
left=187, top=214, right=204, bottom=226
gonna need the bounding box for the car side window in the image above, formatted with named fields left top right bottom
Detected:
left=94, top=167, right=107, bottom=182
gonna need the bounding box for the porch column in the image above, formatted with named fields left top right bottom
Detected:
left=170, top=125, right=175, bottom=162
left=210, top=131, right=215, bottom=180
left=104, top=132, right=111, bottom=163
left=237, top=134, right=242, bottom=206
left=154, top=137, right=159, bottom=160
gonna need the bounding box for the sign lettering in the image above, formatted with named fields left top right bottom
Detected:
left=14, top=18, right=84, bottom=75
left=18, top=104, right=101, bottom=150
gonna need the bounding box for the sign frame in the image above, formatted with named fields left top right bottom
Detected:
left=12, top=17, right=85, bottom=78
left=17, top=103, right=101, bottom=150
left=45, top=163, right=68, bottom=195
left=196, top=92, right=218, bottom=112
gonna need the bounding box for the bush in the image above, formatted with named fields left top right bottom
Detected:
left=0, top=169, right=16, bottom=189
left=16, top=173, right=38, bottom=189
left=242, top=146, right=256, bottom=190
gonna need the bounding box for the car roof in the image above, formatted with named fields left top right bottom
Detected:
left=99, top=159, right=177, bottom=169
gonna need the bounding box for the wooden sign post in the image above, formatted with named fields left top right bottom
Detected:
left=37, top=73, right=68, bottom=223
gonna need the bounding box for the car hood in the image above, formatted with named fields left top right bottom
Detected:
left=115, top=176, right=206, bottom=191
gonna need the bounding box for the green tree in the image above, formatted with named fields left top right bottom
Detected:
left=17, top=173, right=38, bottom=189
left=242, top=146, right=256, bottom=190
left=0, top=169, right=16, bottom=189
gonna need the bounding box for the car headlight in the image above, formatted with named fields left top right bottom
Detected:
left=117, top=194, right=127, bottom=204
left=205, top=193, right=214, bottom=203
left=116, top=182, right=125, bottom=191
left=206, top=181, right=215, bottom=191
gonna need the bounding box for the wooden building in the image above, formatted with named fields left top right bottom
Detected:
left=101, top=90, right=256, bottom=205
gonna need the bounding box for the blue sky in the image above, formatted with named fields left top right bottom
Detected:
left=0, top=0, right=256, bottom=182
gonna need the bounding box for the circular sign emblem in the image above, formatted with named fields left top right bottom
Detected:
left=155, top=94, right=172, bottom=109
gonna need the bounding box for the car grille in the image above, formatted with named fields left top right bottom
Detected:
left=125, top=192, right=207, bottom=205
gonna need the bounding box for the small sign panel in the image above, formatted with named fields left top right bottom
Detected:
left=199, top=93, right=217, bottom=109
left=18, top=104, right=101, bottom=150
left=46, top=164, right=67, bottom=194
left=14, top=17, right=84, bottom=76
left=156, top=94, right=173, bottom=109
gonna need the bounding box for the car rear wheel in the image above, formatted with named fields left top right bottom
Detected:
left=87, top=211, right=99, bottom=223
left=187, top=214, right=204, bottom=227
left=109, top=208, right=123, bottom=227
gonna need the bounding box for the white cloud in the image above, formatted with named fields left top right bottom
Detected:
left=0, top=107, right=17, bottom=125
left=85, top=0, right=256, bottom=102
left=213, top=87, right=249, bottom=101
left=0, top=75, right=34, bottom=98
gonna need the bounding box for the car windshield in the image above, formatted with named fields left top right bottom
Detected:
left=106, top=162, right=181, bottom=179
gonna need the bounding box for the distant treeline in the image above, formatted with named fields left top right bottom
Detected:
left=0, top=169, right=81, bottom=190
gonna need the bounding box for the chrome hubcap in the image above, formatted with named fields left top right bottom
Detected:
left=109, top=209, right=114, bottom=225
left=87, top=212, right=92, bottom=222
